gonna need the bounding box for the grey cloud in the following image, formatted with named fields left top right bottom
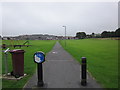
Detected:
left=2, top=2, right=118, bottom=36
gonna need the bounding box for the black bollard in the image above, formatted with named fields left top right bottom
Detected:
left=81, top=57, right=87, bottom=86
left=34, top=51, right=45, bottom=87
left=37, top=63, right=44, bottom=87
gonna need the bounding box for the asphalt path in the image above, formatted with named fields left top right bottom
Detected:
left=23, top=42, right=102, bottom=89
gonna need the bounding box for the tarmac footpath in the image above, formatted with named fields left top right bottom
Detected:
left=23, top=42, right=102, bottom=89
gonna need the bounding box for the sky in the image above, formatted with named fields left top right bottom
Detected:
left=118, top=2, right=120, bottom=28
left=0, top=0, right=119, bottom=37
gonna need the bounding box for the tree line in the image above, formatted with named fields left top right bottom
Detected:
left=76, top=28, right=120, bottom=39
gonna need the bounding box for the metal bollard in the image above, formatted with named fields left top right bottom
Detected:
left=81, top=57, right=87, bottom=86
left=37, top=63, right=44, bottom=87
left=34, top=51, right=45, bottom=87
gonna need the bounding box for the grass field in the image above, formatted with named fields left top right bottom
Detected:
left=59, top=39, right=118, bottom=88
left=2, top=40, right=56, bottom=88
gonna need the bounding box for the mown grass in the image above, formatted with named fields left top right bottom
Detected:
left=59, top=39, right=118, bottom=88
left=2, top=40, right=56, bottom=88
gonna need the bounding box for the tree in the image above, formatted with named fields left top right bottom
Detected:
left=7, top=37, right=11, bottom=40
left=101, top=30, right=119, bottom=38
left=76, top=32, right=86, bottom=39
left=115, top=28, right=120, bottom=37
left=91, top=33, right=95, bottom=38
left=101, top=31, right=108, bottom=38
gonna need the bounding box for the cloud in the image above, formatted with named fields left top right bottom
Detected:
left=2, top=2, right=118, bottom=36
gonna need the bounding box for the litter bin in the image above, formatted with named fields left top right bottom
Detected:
left=10, top=49, right=25, bottom=78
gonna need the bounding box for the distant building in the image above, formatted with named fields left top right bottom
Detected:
left=67, top=36, right=76, bottom=39
left=94, top=34, right=101, bottom=38
left=2, top=34, right=77, bottom=40
left=2, top=37, right=8, bottom=40
left=2, top=34, right=59, bottom=40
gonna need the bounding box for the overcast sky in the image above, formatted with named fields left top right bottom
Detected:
left=0, top=1, right=118, bottom=37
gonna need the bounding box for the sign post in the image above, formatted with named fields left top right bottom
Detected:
left=3, top=48, right=10, bottom=75
left=34, top=51, right=45, bottom=87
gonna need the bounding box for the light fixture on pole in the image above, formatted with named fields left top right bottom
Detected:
left=62, top=26, right=66, bottom=47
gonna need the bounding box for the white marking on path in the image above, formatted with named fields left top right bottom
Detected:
left=52, top=52, right=58, bottom=54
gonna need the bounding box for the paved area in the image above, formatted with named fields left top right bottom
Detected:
left=23, top=42, right=102, bottom=88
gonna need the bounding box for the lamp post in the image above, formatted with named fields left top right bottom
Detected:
left=62, top=26, right=66, bottom=47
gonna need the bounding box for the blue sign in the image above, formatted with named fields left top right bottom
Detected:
left=34, top=51, right=45, bottom=63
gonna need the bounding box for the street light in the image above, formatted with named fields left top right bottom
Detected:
left=62, top=26, right=66, bottom=47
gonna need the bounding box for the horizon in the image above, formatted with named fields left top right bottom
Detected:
left=1, top=29, right=117, bottom=37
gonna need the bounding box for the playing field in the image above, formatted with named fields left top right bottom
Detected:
left=59, top=39, right=118, bottom=88
left=2, top=40, right=56, bottom=88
